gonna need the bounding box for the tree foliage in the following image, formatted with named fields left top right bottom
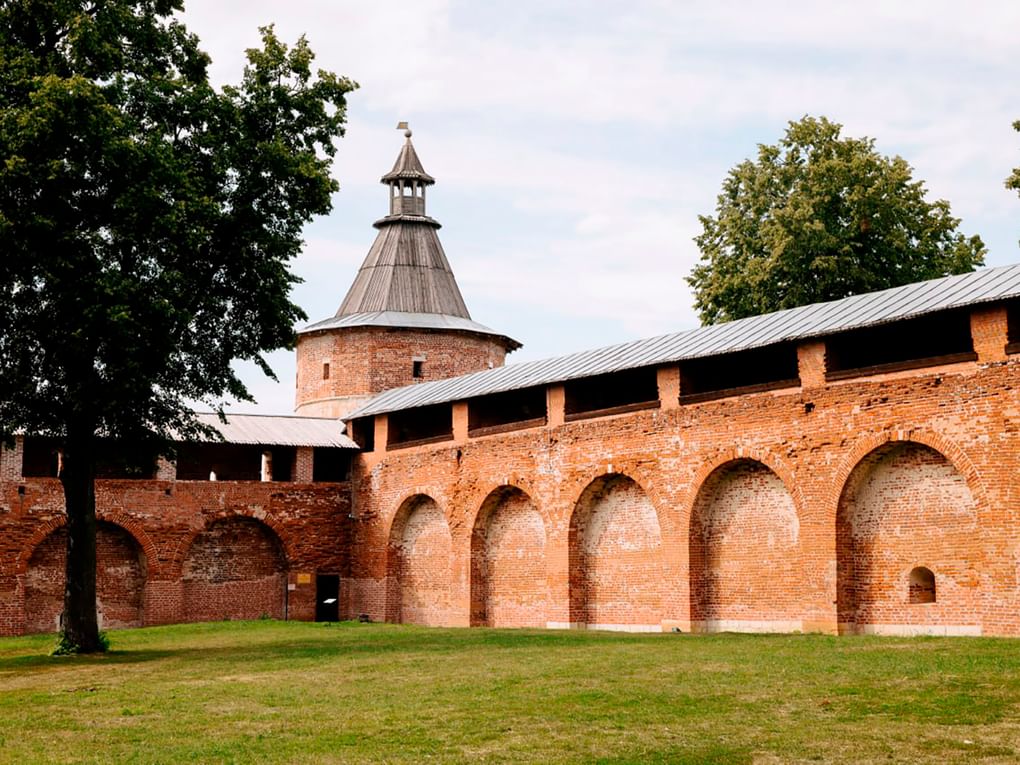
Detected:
left=0, top=0, right=356, bottom=652
left=1007, top=120, right=1020, bottom=200
left=687, top=116, right=986, bottom=324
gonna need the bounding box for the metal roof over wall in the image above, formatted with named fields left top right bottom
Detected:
left=191, top=413, right=357, bottom=449
left=349, top=263, right=1020, bottom=419
left=299, top=310, right=516, bottom=344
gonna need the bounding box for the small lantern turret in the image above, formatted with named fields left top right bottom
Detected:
left=381, top=124, right=435, bottom=218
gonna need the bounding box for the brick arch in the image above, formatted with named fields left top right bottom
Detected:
left=688, top=455, right=807, bottom=633
left=386, top=493, right=454, bottom=626
left=461, top=476, right=550, bottom=538
left=22, top=518, right=149, bottom=633
left=469, top=485, right=548, bottom=628
left=562, top=461, right=676, bottom=544
left=568, top=472, right=665, bottom=631
left=835, top=433, right=985, bottom=635
left=680, top=446, right=808, bottom=531
left=167, top=508, right=295, bottom=578
left=181, top=513, right=290, bottom=623
left=17, top=512, right=158, bottom=577
left=831, top=429, right=988, bottom=520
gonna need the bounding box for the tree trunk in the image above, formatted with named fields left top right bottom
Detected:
left=59, top=424, right=104, bottom=653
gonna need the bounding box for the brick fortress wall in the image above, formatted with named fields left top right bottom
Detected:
left=345, top=306, right=1020, bottom=637
left=0, top=471, right=350, bottom=636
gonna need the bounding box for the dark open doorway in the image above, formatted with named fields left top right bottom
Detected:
left=315, top=574, right=340, bottom=622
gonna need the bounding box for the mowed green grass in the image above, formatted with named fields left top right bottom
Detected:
left=1, top=622, right=1019, bottom=764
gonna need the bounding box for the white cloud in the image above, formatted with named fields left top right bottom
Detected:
left=175, top=0, right=1020, bottom=413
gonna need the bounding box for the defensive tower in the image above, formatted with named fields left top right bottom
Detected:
left=295, top=127, right=520, bottom=418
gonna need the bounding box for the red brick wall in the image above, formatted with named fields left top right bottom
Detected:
left=294, top=326, right=508, bottom=417
left=0, top=478, right=350, bottom=636
left=470, top=487, right=547, bottom=627
left=182, top=517, right=287, bottom=622
left=568, top=474, right=664, bottom=630
left=690, top=460, right=805, bottom=632
left=345, top=311, right=1020, bottom=637
left=25, top=522, right=146, bottom=633
left=837, top=442, right=981, bottom=635
left=386, top=494, right=454, bottom=626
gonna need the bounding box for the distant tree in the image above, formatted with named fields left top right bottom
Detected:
left=0, top=1, right=356, bottom=653
left=1007, top=120, right=1020, bottom=200
left=687, top=116, right=986, bottom=324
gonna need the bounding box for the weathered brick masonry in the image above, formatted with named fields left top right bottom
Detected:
left=345, top=305, right=1020, bottom=637
left=6, top=131, right=1020, bottom=640
left=0, top=471, right=350, bottom=635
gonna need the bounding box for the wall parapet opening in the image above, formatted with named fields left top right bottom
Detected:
left=387, top=403, right=454, bottom=450
left=1004, top=301, right=1020, bottom=355
left=175, top=443, right=295, bottom=481
left=826, top=309, right=975, bottom=381
left=563, top=367, right=660, bottom=422
left=468, top=387, right=547, bottom=438
left=679, top=343, right=799, bottom=404
left=348, top=417, right=375, bottom=451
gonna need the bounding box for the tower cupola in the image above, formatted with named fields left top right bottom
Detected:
left=382, top=128, right=434, bottom=218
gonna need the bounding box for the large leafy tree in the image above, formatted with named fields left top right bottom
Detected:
left=0, top=1, right=356, bottom=652
left=688, top=116, right=986, bottom=324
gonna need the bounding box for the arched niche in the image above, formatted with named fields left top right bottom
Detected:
left=25, top=521, right=147, bottom=633
left=386, top=494, right=453, bottom=626
left=568, top=473, right=664, bottom=631
left=837, top=441, right=980, bottom=636
left=689, top=459, right=803, bottom=633
left=182, top=516, right=288, bottom=622
left=470, top=486, right=547, bottom=628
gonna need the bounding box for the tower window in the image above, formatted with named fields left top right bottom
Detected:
left=323, top=363, right=330, bottom=380
left=412, top=360, right=424, bottom=379
left=908, top=567, right=936, bottom=604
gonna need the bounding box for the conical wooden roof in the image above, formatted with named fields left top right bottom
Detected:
left=317, top=131, right=520, bottom=352
left=380, top=130, right=435, bottom=184
left=337, top=220, right=471, bottom=317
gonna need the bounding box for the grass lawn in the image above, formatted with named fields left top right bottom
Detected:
left=0, top=622, right=1019, bottom=763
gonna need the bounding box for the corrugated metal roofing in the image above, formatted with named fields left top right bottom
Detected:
left=349, top=263, right=1020, bottom=418
left=299, top=310, right=521, bottom=349
left=190, top=413, right=357, bottom=448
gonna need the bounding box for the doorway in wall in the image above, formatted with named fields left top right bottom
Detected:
left=315, top=574, right=340, bottom=622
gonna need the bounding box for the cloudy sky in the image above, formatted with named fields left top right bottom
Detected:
left=177, top=1, right=1020, bottom=414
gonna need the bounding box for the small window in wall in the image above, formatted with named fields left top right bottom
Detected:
left=563, top=367, right=660, bottom=421
left=322, top=362, right=330, bottom=380
left=412, top=359, right=424, bottom=379
left=826, top=309, right=975, bottom=380
left=909, top=566, right=936, bottom=604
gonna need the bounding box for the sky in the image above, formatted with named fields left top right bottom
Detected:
left=177, top=1, right=1020, bottom=415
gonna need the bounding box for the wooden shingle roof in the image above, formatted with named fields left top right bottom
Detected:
left=380, top=130, right=435, bottom=184
left=336, top=218, right=471, bottom=317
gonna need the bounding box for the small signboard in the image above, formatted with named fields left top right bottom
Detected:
left=296, top=573, right=312, bottom=585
